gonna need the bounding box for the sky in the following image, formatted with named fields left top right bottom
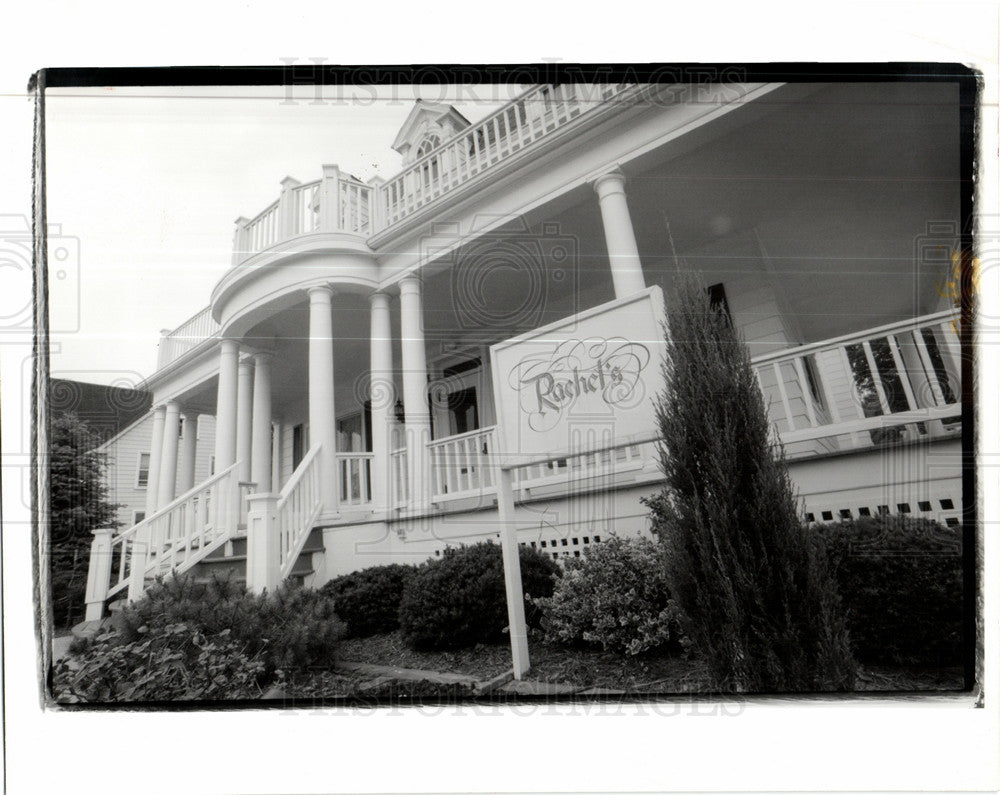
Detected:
left=44, top=83, right=521, bottom=388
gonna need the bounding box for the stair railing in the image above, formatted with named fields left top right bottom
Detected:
left=276, top=444, right=324, bottom=580
left=83, top=461, right=243, bottom=616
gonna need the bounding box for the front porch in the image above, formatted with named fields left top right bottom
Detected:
left=83, top=294, right=962, bottom=622
left=82, top=79, right=965, bottom=618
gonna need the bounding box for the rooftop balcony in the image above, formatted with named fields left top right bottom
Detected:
left=232, top=82, right=637, bottom=263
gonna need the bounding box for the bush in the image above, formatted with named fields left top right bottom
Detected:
left=646, top=277, right=856, bottom=692
left=531, top=535, right=684, bottom=656
left=398, top=542, right=560, bottom=650
left=118, top=574, right=343, bottom=676
left=53, top=624, right=267, bottom=703
left=815, top=516, right=964, bottom=666
left=321, top=564, right=416, bottom=637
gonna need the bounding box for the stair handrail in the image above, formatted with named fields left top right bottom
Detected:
left=276, top=444, right=324, bottom=579
left=99, top=461, right=244, bottom=605
left=113, top=460, right=242, bottom=544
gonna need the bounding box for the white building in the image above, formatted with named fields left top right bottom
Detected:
left=83, top=80, right=965, bottom=621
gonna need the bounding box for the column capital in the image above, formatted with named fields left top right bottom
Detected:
left=308, top=284, right=335, bottom=301
left=219, top=337, right=240, bottom=354
left=151, top=403, right=168, bottom=416
left=592, top=167, right=628, bottom=199
left=398, top=274, right=422, bottom=296
left=252, top=349, right=274, bottom=364
left=369, top=290, right=392, bottom=309
left=163, top=400, right=183, bottom=414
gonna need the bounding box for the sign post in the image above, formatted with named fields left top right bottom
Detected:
left=489, top=286, right=667, bottom=680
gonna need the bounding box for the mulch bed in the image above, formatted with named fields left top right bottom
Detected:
left=280, top=631, right=965, bottom=700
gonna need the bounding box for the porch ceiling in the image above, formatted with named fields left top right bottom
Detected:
left=431, top=81, right=962, bottom=347
left=243, top=294, right=374, bottom=416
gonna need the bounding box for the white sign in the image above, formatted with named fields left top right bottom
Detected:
left=489, top=286, right=667, bottom=464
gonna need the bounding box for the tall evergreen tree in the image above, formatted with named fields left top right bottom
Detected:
left=646, top=277, right=856, bottom=692
left=49, top=413, right=122, bottom=628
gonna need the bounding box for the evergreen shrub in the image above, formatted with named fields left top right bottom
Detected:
left=398, top=541, right=560, bottom=650
left=321, top=563, right=416, bottom=637
left=815, top=515, right=964, bottom=666
left=645, top=277, right=856, bottom=692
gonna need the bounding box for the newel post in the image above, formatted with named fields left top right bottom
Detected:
left=127, top=528, right=150, bottom=603
left=368, top=175, right=386, bottom=233
left=83, top=527, right=114, bottom=621
left=319, top=164, right=341, bottom=232
left=232, top=216, right=250, bottom=267
left=279, top=176, right=301, bottom=238
left=246, top=492, right=281, bottom=593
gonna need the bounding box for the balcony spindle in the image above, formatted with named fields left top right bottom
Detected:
left=319, top=164, right=340, bottom=231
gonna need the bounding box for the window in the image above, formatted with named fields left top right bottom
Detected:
left=338, top=412, right=370, bottom=453
left=292, top=423, right=309, bottom=470
left=416, top=134, right=441, bottom=159
left=707, top=283, right=732, bottom=324
left=209, top=455, right=215, bottom=476
left=132, top=510, right=146, bottom=526
left=136, top=452, right=151, bottom=488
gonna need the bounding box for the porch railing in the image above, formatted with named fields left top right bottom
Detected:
left=750, top=309, right=961, bottom=456
left=276, top=445, right=323, bottom=580
left=428, top=426, right=497, bottom=501
left=87, top=462, right=242, bottom=610
left=157, top=306, right=221, bottom=369
left=514, top=438, right=650, bottom=490
left=338, top=452, right=373, bottom=507
left=244, top=199, right=281, bottom=255
left=225, top=84, right=636, bottom=264
left=389, top=448, right=408, bottom=507
left=379, top=83, right=634, bottom=228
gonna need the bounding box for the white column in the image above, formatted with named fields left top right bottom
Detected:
left=308, top=285, right=339, bottom=512
left=214, top=339, right=240, bottom=471
left=271, top=422, right=282, bottom=491
left=177, top=413, right=198, bottom=493
left=251, top=352, right=273, bottom=493
left=399, top=276, right=431, bottom=509
left=593, top=168, right=646, bottom=299
left=236, top=357, right=255, bottom=484
left=156, top=401, right=182, bottom=508
left=369, top=291, right=394, bottom=511
left=144, top=405, right=166, bottom=516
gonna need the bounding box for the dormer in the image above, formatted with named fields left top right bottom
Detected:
left=392, top=99, right=472, bottom=164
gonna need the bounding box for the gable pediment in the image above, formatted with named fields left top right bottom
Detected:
left=392, top=99, right=472, bottom=163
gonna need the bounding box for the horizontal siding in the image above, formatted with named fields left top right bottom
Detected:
left=101, top=416, right=152, bottom=530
